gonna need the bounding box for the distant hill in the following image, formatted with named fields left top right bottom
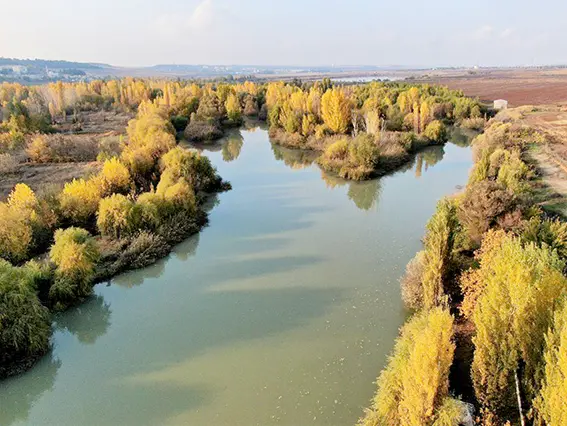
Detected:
left=0, top=57, right=108, bottom=69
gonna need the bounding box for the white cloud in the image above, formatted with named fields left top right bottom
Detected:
left=188, top=0, right=215, bottom=30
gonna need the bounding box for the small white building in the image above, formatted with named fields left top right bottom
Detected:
left=494, top=99, right=508, bottom=110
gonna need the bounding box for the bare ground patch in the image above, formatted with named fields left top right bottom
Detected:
left=0, top=162, right=101, bottom=199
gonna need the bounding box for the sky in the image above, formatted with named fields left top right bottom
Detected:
left=1, top=0, right=566, bottom=68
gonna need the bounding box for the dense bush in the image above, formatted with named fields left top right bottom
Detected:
left=99, top=157, right=132, bottom=195
left=49, top=227, right=99, bottom=310
left=457, top=181, right=516, bottom=246
left=58, top=178, right=103, bottom=225
left=423, top=120, right=447, bottom=143
left=317, top=134, right=380, bottom=180
left=26, top=134, right=99, bottom=163
left=0, top=259, right=52, bottom=375
left=0, top=184, right=56, bottom=263
left=158, top=146, right=222, bottom=193
left=97, top=194, right=134, bottom=238
left=183, top=119, right=224, bottom=141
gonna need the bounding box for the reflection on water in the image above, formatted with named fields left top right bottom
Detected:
left=321, top=172, right=382, bottom=211
left=0, top=125, right=474, bottom=426
left=0, top=354, right=60, bottom=426
left=222, top=132, right=244, bottom=162
left=54, top=295, right=112, bottom=345
left=414, top=145, right=445, bottom=178
left=271, top=144, right=319, bottom=170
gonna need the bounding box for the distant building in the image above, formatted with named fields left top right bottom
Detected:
left=494, top=99, right=508, bottom=110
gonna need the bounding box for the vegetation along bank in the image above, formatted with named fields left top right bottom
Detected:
left=358, top=113, right=567, bottom=425
left=0, top=77, right=483, bottom=380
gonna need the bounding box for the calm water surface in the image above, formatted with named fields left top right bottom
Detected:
left=0, top=125, right=473, bottom=426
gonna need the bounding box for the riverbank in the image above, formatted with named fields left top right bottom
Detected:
left=358, top=113, right=567, bottom=425
left=0, top=125, right=475, bottom=426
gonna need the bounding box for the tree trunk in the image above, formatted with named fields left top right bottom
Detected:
left=514, top=369, right=525, bottom=426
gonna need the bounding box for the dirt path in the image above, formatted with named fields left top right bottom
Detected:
left=528, top=145, right=567, bottom=217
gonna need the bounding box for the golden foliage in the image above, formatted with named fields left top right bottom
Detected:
left=358, top=308, right=455, bottom=426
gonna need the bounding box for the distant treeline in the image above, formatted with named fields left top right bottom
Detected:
left=0, top=57, right=103, bottom=69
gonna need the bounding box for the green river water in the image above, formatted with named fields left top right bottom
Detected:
left=0, top=124, right=473, bottom=426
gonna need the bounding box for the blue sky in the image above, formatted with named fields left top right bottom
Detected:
left=1, top=0, right=566, bottom=67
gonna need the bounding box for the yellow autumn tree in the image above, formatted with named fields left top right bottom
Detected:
left=358, top=307, right=456, bottom=426
left=225, top=93, right=242, bottom=122
left=534, top=298, right=567, bottom=425
left=471, top=234, right=567, bottom=419
left=321, top=88, right=351, bottom=134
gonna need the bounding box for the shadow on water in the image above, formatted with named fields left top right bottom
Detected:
left=0, top=353, right=61, bottom=426
left=54, top=294, right=112, bottom=345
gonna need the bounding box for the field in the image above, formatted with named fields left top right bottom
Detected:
left=418, top=68, right=567, bottom=106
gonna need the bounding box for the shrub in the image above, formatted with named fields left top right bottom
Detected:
left=116, top=231, right=171, bottom=271
left=58, top=178, right=103, bottom=225
left=423, top=120, right=448, bottom=143
left=461, top=117, right=486, bottom=131
left=0, top=153, right=18, bottom=173
left=158, top=146, right=221, bottom=193
left=99, top=157, right=132, bottom=195
left=401, top=251, right=425, bottom=310
left=317, top=134, right=380, bottom=180
left=97, top=194, right=134, bottom=238
left=0, top=183, right=56, bottom=263
left=457, top=181, right=516, bottom=246
left=162, top=179, right=196, bottom=214
left=170, top=115, right=189, bottom=132
left=129, top=192, right=163, bottom=231
left=26, top=134, right=99, bottom=163
left=183, top=119, right=224, bottom=141
left=0, top=259, right=51, bottom=374
left=522, top=216, right=567, bottom=261
left=49, top=227, right=99, bottom=310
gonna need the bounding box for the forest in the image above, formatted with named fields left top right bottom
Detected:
left=358, top=116, right=567, bottom=425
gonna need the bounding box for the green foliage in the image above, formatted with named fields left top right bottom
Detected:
left=423, top=120, right=448, bottom=143
left=158, top=146, right=221, bottom=193
left=0, top=259, right=51, bottom=371
left=317, top=134, right=380, bottom=180
left=420, top=198, right=458, bottom=309
left=522, top=216, right=567, bottom=261
left=49, top=228, right=99, bottom=310
left=358, top=308, right=455, bottom=426
left=170, top=115, right=189, bottom=132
